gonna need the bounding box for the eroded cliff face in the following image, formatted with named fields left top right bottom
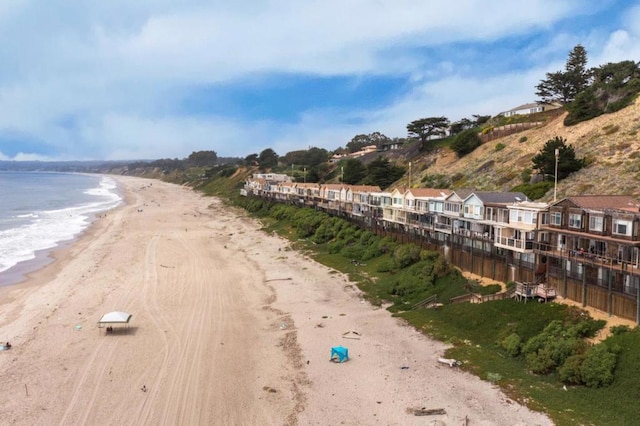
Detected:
left=401, top=97, right=640, bottom=200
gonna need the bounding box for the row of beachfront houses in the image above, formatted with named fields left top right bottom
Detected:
left=242, top=174, right=640, bottom=322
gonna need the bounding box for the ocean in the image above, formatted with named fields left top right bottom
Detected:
left=0, top=171, right=122, bottom=285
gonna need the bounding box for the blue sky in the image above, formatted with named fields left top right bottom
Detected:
left=0, top=0, right=638, bottom=161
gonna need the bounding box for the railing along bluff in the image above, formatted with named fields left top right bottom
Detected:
left=242, top=188, right=640, bottom=324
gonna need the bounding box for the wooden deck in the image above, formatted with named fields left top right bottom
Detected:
left=514, top=281, right=557, bottom=303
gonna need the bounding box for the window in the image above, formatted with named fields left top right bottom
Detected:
left=551, top=212, right=562, bottom=226
left=569, top=213, right=582, bottom=228
left=589, top=216, right=603, bottom=231
left=445, top=202, right=460, bottom=213
left=541, top=212, right=549, bottom=225
left=624, top=275, right=639, bottom=295
left=613, top=219, right=632, bottom=236
left=525, top=211, right=534, bottom=224
left=486, top=207, right=495, bottom=221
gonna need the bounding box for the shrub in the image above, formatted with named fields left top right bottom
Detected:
left=610, top=325, right=632, bottom=336
left=487, top=372, right=502, bottom=383
left=580, top=344, right=617, bottom=388
left=510, top=181, right=553, bottom=200
left=420, top=250, right=439, bottom=262
left=495, top=143, right=506, bottom=152
left=559, top=353, right=585, bottom=385
left=603, top=124, right=620, bottom=135
left=393, top=244, right=421, bottom=268
left=294, top=209, right=326, bottom=238
left=565, top=88, right=601, bottom=125
left=421, top=173, right=449, bottom=188
left=217, top=166, right=238, bottom=177
left=570, top=318, right=606, bottom=338
left=501, top=333, right=523, bottom=357
left=340, top=245, right=365, bottom=260
left=312, top=216, right=346, bottom=243
left=328, top=239, right=345, bottom=254
left=432, top=256, right=451, bottom=277
left=477, top=284, right=502, bottom=295
left=376, top=259, right=396, bottom=273
left=519, top=136, right=528, bottom=143
left=526, top=346, right=556, bottom=374
left=522, top=320, right=587, bottom=374
left=451, top=128, right=483, bottom=157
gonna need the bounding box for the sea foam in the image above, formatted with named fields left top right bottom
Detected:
left=0, top=176, right=122, bottom=275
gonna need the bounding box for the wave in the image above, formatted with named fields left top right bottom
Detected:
left=0, top=176, right=123, bottom=274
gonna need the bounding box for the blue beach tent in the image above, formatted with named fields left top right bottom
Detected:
left=331, top=346, right=349, bottom=363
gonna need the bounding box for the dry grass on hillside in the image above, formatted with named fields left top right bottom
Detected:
left=409, top=97, right=640, bottom=200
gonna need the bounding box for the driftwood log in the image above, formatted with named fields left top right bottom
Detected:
left=437, top=357, right=461, bottom=367
left=411, top=407, right=446, bottom=416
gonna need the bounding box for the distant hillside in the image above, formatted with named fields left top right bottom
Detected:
left=391, top=96, right=640, bottom=200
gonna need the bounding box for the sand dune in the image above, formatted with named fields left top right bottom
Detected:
left=0, top=176, right=552, bottom=425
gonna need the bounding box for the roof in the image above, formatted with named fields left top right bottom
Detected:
left=98, top=311, right=132, bottom=324
left=348, top=185, right=382, bottom=192
left=471, top=191, right=529, bottom=204
left=507, top=201, right=549, bottom=210
left=406, top=188, right=452, bottom=198
left=294, top=183, right=320, bottom=189
left=445, top=189, right=472, bottom=201
left=501, top=101, right=563, bottom=115
left=321, top=184, right=345, bottom=190
left=505, top=102, right=542, bottom=112
left=561, top=195, right=640, bottom=212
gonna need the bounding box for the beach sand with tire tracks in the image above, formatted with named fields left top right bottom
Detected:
left=0, top=176, right=552, bottom=425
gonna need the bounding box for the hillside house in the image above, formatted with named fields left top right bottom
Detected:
left=500, top=102, right=562, bottom=117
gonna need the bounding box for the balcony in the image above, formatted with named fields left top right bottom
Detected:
left=495, top=236, right=534, bottom=252
left=434, top=223, right=452, bottom=234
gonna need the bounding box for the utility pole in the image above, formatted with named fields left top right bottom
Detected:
left=408, top=162, right=412, bottom=188
left=554, top=149, right=559, bottom=202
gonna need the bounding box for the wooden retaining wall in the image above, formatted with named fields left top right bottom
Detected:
left=331, top=215, right=639, bottom=322
left=549, top=275, right=637, bottom=322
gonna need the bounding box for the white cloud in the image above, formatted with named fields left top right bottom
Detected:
left=105, top=0, right=585, bottom=81
left=596, top=9, right=640, bottom=65
left=247, top=66, right=547, bottom=156
left=0, top=0, right=634, bottom=160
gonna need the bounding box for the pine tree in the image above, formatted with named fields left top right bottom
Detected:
left=536, top=45, right=592, bottom=104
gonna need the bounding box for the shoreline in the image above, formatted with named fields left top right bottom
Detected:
left=0, top=173, right=124, bottom=289
left=0, top=207, right=117, bottom=305
left=0, top=176, right=553, bottom=425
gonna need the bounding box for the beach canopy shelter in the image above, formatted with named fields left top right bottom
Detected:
left=98, top=311, right=132, bottom=327
left=330, top=346, right=349, bottom=363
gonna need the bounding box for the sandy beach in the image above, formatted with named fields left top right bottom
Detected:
left=0, top=176, right=553, bottom=425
